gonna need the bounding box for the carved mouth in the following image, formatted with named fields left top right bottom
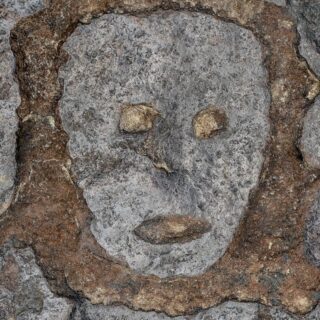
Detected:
left=134, top=214, right=212, bottom=244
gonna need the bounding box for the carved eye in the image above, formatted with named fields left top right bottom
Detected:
left=119, top=104, right=160, bottom=133
left=192, top=106, right=228, bottom=139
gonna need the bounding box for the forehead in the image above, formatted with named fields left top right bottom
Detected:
left=59, top=11, right=270, bottom=276
left=61, top=11, right=268, bottom=161
left=61, top=11, right=266, bottom=118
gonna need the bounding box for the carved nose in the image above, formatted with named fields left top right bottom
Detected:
left=134, top=215, right=211, bottom=245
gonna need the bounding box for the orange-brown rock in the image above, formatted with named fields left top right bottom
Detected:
left=0, top=0, right=319, bottom=317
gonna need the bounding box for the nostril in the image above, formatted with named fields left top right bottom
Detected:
left=134, top=215, right=212, bottom=245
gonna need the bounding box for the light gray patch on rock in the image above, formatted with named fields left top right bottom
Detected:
left=292, top=1, right=320, bottom=270
left=0, top=0, right=45, bottom=16
left=71, top=300, right=259, bottom=320
left=0, top=14, right=20, bottom=215
left=266, top=304, right=320, bottom=320
left=289, top=0, right=320, bottom=77
left=59, top=11, right=270, bottom=276
left=0, top=17, right=20, bottom=214
left=304, top=190, right=320, bottom=267
left=0, top=0, right=46, bottom=215
left=300, top=97, right=320, bottom=169
left=0, top=241, right=73, bottom=320
left=266, top=0, right=287, bottom=7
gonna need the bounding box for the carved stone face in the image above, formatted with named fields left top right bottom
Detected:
left=59, top=11, right=270, bottom=276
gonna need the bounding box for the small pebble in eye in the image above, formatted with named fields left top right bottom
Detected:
left=119, top=104, right=160, bottom=133
left=193, top=106, right=228, bottom=139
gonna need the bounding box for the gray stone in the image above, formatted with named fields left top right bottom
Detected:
left=0, top=13, right=19, bottom=215
left=0, top=0, right=46, bottom=215
left=266, top=0, right=287, bottom=7
left=292, top=0, right=320, bottom=270
left=71, top=300, right=259, bottom=320
left=266, top=305, right=320, bottom=319
left=301, top=97, right=320, bottom=169
left=289, top=0, right=320, bottom=77
left=304, top=190, right=320, bottom=267
left=0, top=241, right=73, bottom=320
left=0, top=0, right=45, bottom=16
left=59, top=11, right=270, bottom=277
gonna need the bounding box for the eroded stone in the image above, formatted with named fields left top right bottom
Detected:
left=0, top=0, right=46, bottom=215
left=134, top=215, right=211, bottom=244
left=260, top=304, right=320, bottom=320
left=305, top=190, right=320, bottom=267
left=71, top=300, right=259, bottom=320
left=59, top=11, right=270, bottom=277
left=300, top=97, right=320, bottom=169
left=0, top=241, right=73, bottom=320
left=289, top=1, right=320, bottom=77
left=266, top=0, right=286, bottom=7
left=0, top=0, right=45, bottom=16
left=192, top=106, right=228, bottom=139
left=1, top=0, right=319, bottom=316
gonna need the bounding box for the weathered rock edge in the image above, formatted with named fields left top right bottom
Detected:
left=0, top=0, right=319, bottom=317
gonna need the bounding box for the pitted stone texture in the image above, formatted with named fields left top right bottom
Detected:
left=59, top=11, right=270, bottom=276
left=0, top=0, right=45, bottom=215
left=0, top=0, right=45, bottom=16
left=305, top=190, right=320, bottom=267
left=301, top=97, right=320, bottom=169
left=267, top=0, right=286, bottom=6
left=0, top=242, right=73, bottom=320
left=294, top=1, right=320, bottom=270
left=289, top=0, right=320, bottom=77
left=265, top=305, right=320, bottom=319
left=71, top=300, right=259, bottom=320
left=0, top=14, right=18, bottom=215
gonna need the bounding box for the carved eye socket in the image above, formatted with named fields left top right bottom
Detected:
left=119, top=104, right=160, bottom=133
left=192, top=106, right=228, bottom=139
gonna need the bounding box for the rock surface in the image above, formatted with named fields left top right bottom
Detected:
left=290, top=0, right=320, bottom=78
left=293, top=0, right=320, bottom=270
left=134, top=214, right=211, bottom=244
left=260, top=305, right=320, bottom=320
left=0, top=0, right=45, bottom=214
left=267, top=0, right=286, bottom=6
left=0, top=241, right=73, bottom=320
left=59, top=11, right=270, bottom=277
left=71, top=300, right=259, bottom=320
left=301, top=97, right=320, bottom=169
left=0, top=0, right=319, bottom=318
left=304, top=191, right=320, bottom=267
